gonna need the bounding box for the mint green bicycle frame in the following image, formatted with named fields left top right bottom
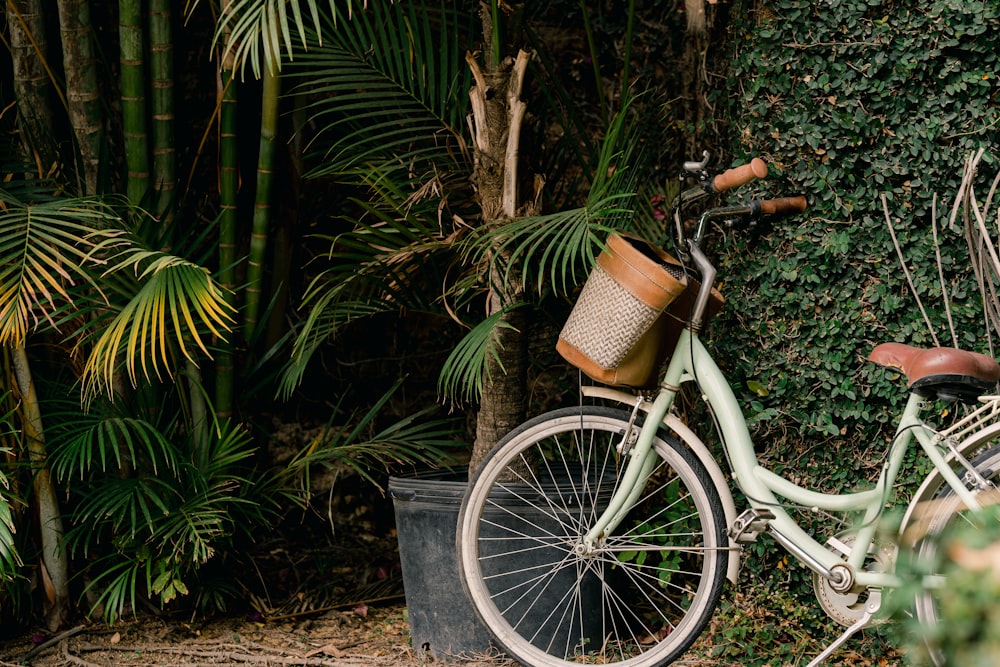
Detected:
left=582, top=312, right=989, bottom=593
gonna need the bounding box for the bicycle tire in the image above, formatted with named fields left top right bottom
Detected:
left=456, top=406, right=729, bottom=667
left=912, top=444, right=1000, bottom=666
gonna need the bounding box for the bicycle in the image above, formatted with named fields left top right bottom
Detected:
left=455, top=152, right=1000, bottom=667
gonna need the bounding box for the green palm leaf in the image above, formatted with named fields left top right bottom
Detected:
left=437, top=304, right=526, bottom=404
left=290, top=379, right=461, bottom=488
left=0, top=448, right=22, bottom=579
left=292, top=1, right=471, bottom=181
left=281, top=196, right=460, bottom=397
left=68, top=476, right=178, bottom=545
left=207, top=0, right=364, bottom=78
left=467, top=195, right=632, bottom=297
left=462, top=93, right=656, bottom=297
left=47, top=402, right=181, bottom=481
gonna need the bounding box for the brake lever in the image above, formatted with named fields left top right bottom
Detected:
left=682, top=150, right=711, bottom=174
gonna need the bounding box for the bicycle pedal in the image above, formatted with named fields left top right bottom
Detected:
left=728, top=508, right=776, bottom=544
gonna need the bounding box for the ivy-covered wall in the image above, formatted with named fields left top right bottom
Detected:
left=715, top=0, right=1000, bottom=478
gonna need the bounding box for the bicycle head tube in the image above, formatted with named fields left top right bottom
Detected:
left=686, top=241, right=717, bottom=334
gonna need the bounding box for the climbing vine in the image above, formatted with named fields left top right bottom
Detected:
left=716, top=0, right=999, bottom=477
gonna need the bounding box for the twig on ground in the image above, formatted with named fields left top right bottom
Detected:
left=20, top=625, right=87, bottom=662
left=61, top=641, right=102, bottom=667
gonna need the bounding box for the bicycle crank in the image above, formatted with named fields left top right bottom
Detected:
left=812, top=533, right=894, bottom=627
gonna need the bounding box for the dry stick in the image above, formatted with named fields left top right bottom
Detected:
left=19, top=624, right=86, bottom=661
left=266, top=591, right=406, bottom=622
left=931, top=193, right=957, bottom=346
left=882, top=193, right=940, bottom=347
left=61, top=641, right=101, bottom=667
left=961, top=153, right=994, bottom=352
left=77, top=643, right=345, bottom=666
left=968, top=169, right=1000, bottom=340
left=983, top=165, right=1000, bottom=351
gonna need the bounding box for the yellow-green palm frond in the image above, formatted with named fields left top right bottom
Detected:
left=82, top=249, right=236, bottom=402
left=0, top=194, right=125, bottom=347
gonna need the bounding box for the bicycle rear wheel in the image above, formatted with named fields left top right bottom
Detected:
left=456, top=406, right=729, bottom=667
left=912, top=443, right=1000, bottom=666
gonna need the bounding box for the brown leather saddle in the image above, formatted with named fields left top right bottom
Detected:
left=870, top=342, right=1000, bottom=403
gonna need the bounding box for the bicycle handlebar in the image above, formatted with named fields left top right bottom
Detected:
left=758, top=195, right=807, bottom=216
left=693, top=195, right=808, bottom=230
left=683, top=193, right=808, bottom=331
left=712, top=158, right=768, bottom=193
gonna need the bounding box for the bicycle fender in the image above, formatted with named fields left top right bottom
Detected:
left=582, top=386, right=742, bottom=583
left=901, top=419, right=1000, bottom=542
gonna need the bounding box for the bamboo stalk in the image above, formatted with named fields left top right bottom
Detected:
left=215, top=2, right=239, bottom=420
left=149, top=0, right=176, bottom=221
left=244, top=65, right=280, bottom=341
left=120, top=0, right=150, bottom=204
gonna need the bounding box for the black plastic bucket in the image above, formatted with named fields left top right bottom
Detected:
left=390, top=467, right=612, bottom=662
left=389, top=470, right=492, bottom=662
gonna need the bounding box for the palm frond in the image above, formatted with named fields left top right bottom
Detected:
left=291, top=379, right=461, bottom=489
left=462, top=93, right=660, bottom=297
left=438, top=304, right=526, bottom=404
left=0, top=396, right=22, bottom=579
left=80, top=248, right=236, bottom=402
left=281, top=197, right=461, bottom=398
left=0, top=449, right=23, bottom=579
left=207, top=0, right=361, bottom=78
left=68, top=476, right=179, bottom=546
left=78, top=553, right=147, bottom=623
left=291, top=1, right=472, bottom=182
left=468, top=195, right=632, bottom=297
left=0, top=193, right=126, bottom=346
left=47, top=402, right=181, bottom=481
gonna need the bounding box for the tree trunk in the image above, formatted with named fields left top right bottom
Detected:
left=12, top=345, right=69, bottom=630
left=55, top=0, right=104, bottom=194
left=7, top=0, right=59, bottom=174
left=466, top=48, right=539, bottom=473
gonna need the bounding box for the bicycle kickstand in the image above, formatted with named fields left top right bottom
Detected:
left=805, top=590, right=882, bottom=667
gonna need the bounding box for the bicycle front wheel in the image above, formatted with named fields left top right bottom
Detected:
left=456, top=406, right=730, bottom=667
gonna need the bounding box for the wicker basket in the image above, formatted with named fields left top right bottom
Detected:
left=557, top=233, right=722, bottom=388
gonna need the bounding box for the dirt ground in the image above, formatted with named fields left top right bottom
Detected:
left=0, top=601, right=514, bottom=667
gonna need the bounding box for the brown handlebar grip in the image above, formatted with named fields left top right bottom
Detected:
left=711, top=158, right=768, bottom=192
left=759, top=195, right=808, bottom=216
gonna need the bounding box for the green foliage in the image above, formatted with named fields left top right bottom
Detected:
left=282, top=2, right=675, bottom=408
left=50, top=399, right=288, bottom=622
left=698, top=3, right=1000, bottom=662
left=288, top=380, right=463, bottom=490
left=890, top=509, right=1000, bottom=666
left=720, top=0, right=1000, bottom=462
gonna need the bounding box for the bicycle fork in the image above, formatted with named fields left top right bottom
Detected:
left=581, top=389, right=675, bottom=550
